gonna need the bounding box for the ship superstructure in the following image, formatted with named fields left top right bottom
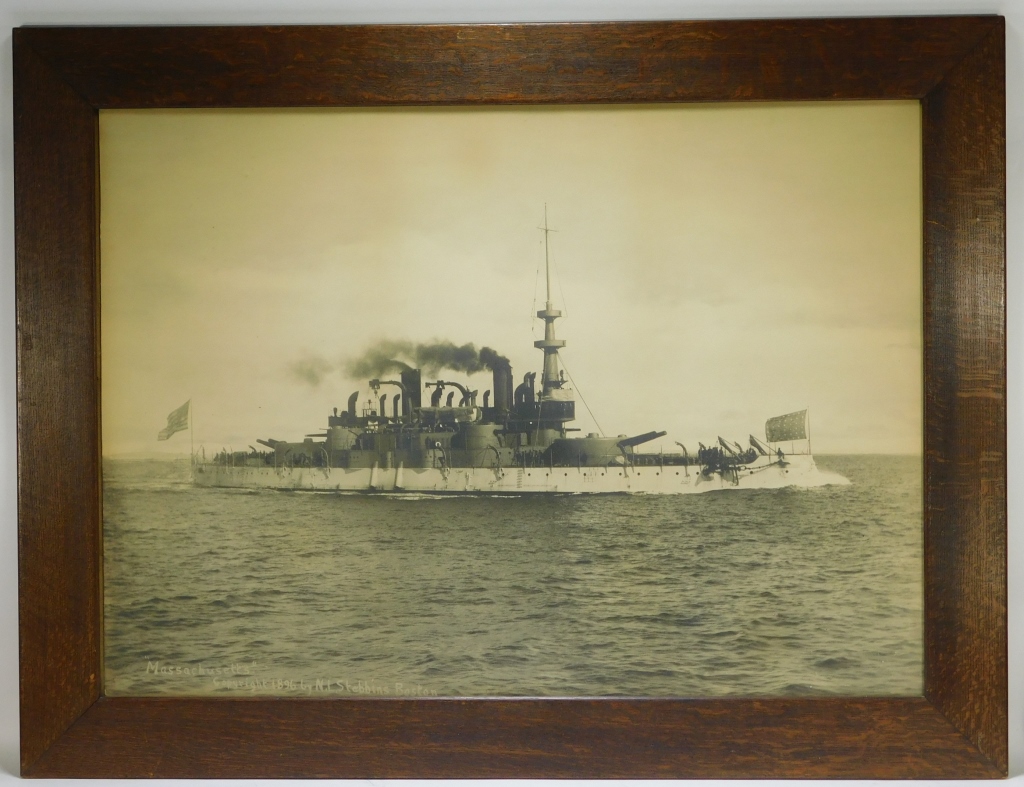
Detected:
left=194, top=216, right=822, bottom=494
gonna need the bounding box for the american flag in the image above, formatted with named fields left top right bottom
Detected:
left=765, top=410, right=807, bottom=443
left=157, top=400, right=190, bottom=441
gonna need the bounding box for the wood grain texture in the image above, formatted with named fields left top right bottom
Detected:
left=14, top=17, right=1007, bottom=778
left=922, top=19, right=1007, bottom=771
left=13, top=36, right=102, bottom=772
left=26, top=697, right=1000, bottom=779
left=19, top=18, right=998, bottom=107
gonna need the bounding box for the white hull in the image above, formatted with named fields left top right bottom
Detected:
left=193, top=454, right=829, bottom=494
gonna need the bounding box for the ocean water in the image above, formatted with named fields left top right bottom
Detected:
left=102, top=455, right=922, bottom=698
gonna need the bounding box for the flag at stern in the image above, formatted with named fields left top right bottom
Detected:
left=158, top=400, right=191, bottom=441
left=765, top=409, right=807, bottom=443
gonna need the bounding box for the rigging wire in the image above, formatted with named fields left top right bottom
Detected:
left=556, top=353, right=604, bottom=437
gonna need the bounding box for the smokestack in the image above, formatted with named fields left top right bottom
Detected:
left=431, top=385, right=444, bottom=407
left=492, top=359, right=513, bottom=413
left=347, top=391, right=359, bottom=418
left=392, top=394, right=401, bottom=419
left=400, top=368, right=421, bottom=412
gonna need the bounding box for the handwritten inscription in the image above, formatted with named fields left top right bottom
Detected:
left=147, top=660, right=254, bottom=676
left=142, top=659, right=437, bottom=696
left=212, top=677, right=437, bottom=696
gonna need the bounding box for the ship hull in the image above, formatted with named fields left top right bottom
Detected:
left=193, top=454, right=826, bottom=494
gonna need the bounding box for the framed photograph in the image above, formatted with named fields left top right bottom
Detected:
left=14, top=17, right=1006, bottom=778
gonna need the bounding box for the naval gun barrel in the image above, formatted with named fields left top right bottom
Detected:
left=256, top=438, right=282, bottom=449
left=617, top=430, right=668, bottom=450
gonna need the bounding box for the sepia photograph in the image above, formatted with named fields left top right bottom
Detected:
left=100, top=102, right=923, bottom=699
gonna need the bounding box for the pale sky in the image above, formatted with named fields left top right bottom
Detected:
left=100, top=103, right=922, bottom=455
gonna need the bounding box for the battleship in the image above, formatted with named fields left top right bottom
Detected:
left=193, top=218, right=826, bottom=495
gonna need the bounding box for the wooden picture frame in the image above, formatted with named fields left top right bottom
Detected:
left=14, top=17, right=1006, bottom=778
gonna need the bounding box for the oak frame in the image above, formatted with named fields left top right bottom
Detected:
left=14, top=17, right=1006, bottom=778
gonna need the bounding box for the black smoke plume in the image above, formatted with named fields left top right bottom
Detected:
left=343, top=340, right=414, bottom=378
left=345, top=340, right=509, bottom=379
left=289, top=356, right=334, bottom=387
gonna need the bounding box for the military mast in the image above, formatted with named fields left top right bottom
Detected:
left=534, top=205, right=566, bottom=393
left=527, top=206, right=576, bottom=442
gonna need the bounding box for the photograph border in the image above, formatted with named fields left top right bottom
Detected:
left=14, top=17, right=1006, bottom=778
